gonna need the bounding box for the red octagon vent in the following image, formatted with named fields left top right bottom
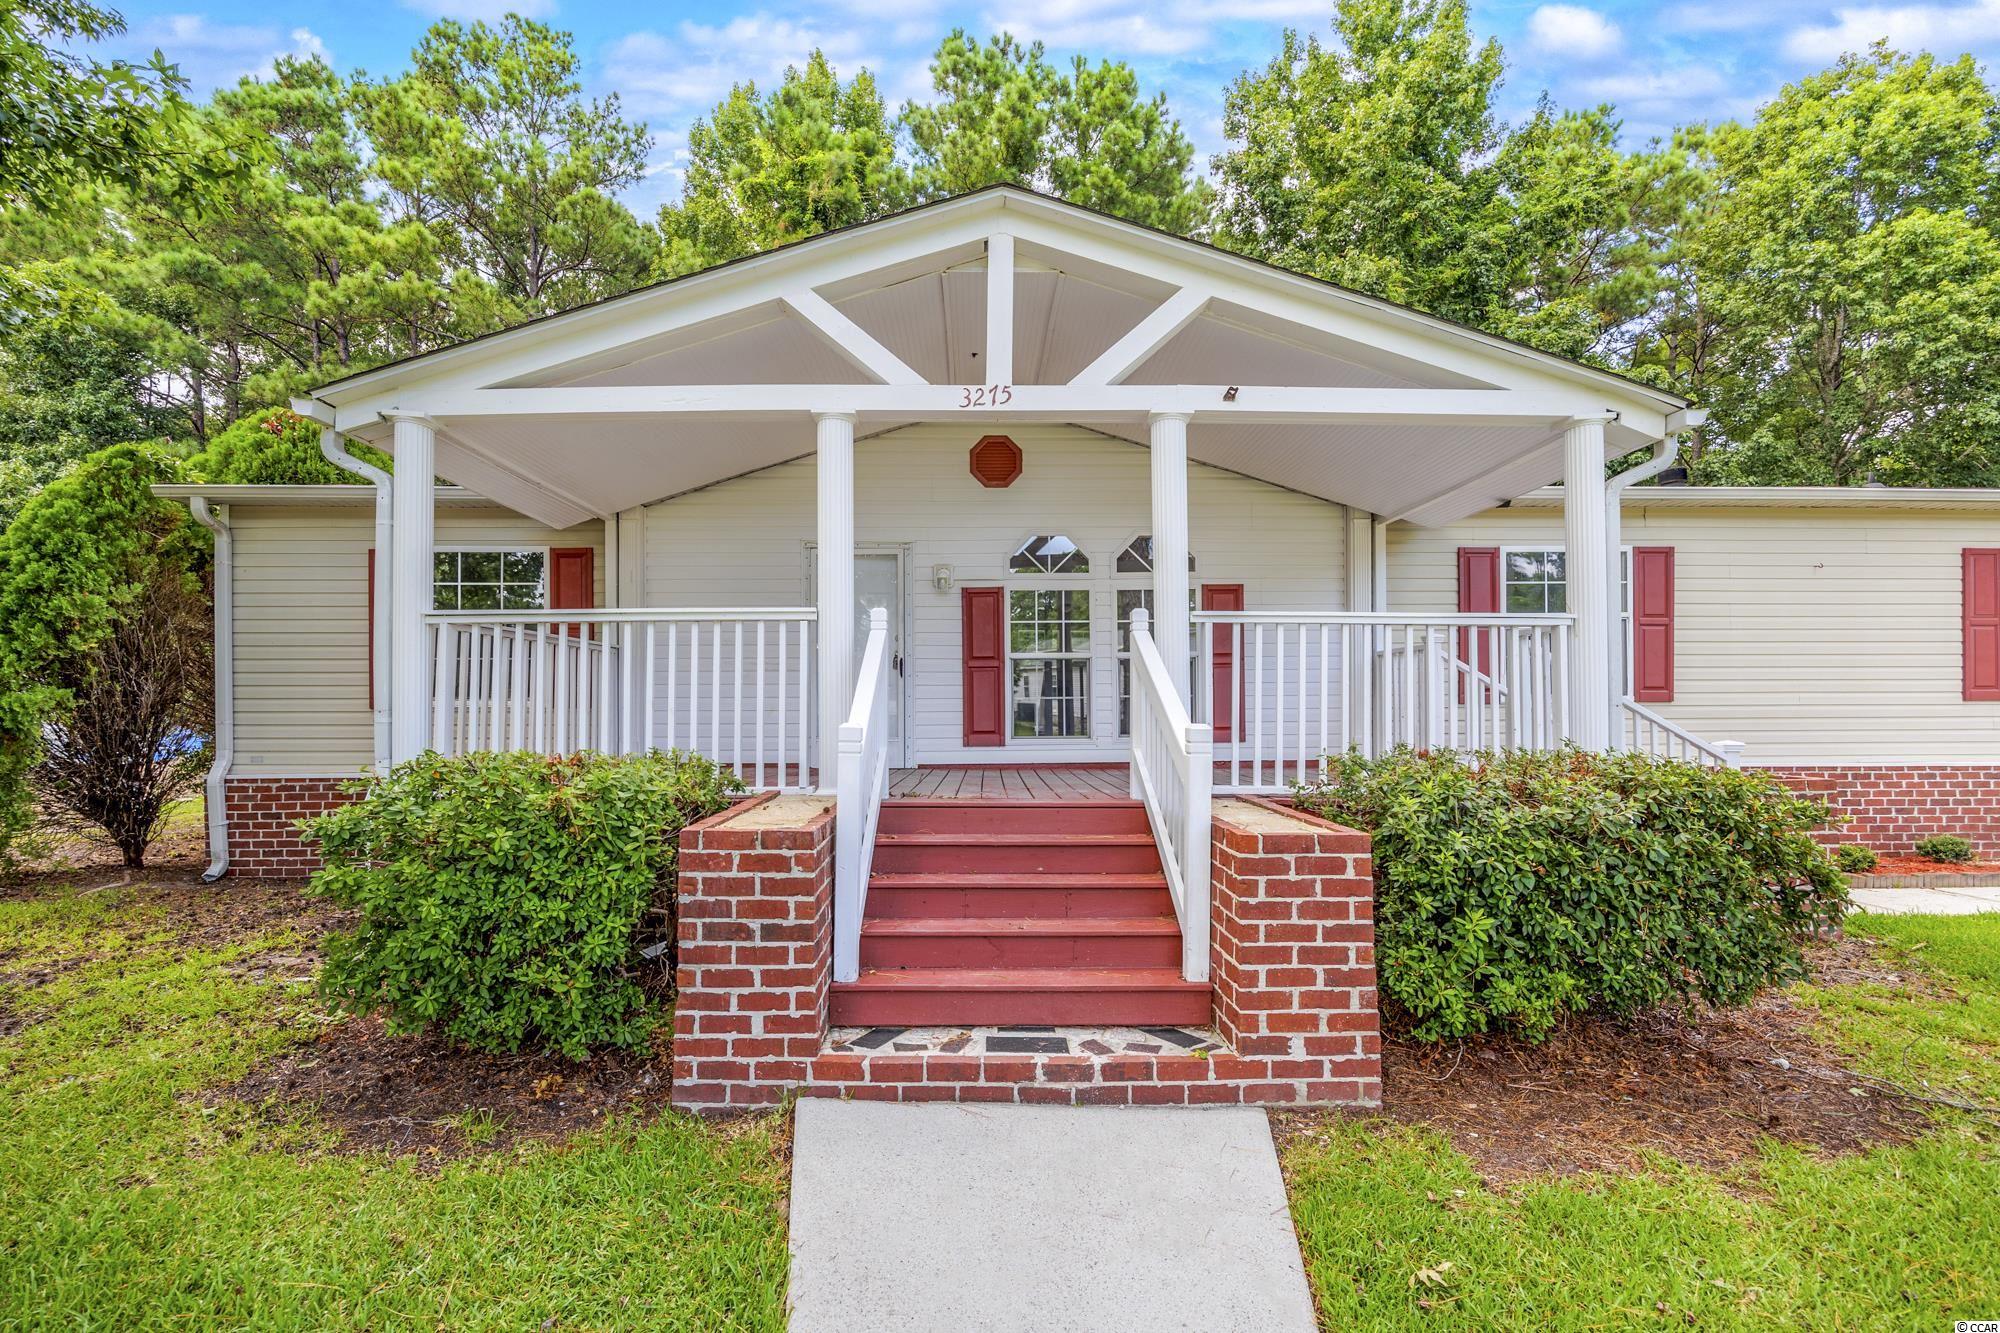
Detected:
left=969, top=434, right=1024, bottom=488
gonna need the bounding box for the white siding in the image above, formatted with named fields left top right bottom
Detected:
left=229, top=503, right=603, bottom=775
left=1390, top=502, right=2000, bottom=765
left=641, top=423, right=1349, bottom=764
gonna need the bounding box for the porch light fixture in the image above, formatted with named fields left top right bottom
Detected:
left=933, top=564, right=954, bottom=592
left=970, top=434, right=1023, bottom=488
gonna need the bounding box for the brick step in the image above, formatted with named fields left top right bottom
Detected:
left=878, top=799, right=1150, bottom=837
left=871, top=832, right=1162, bottom=875
left=864, top=872, right=1174, bottom=920
left=829, top=966, right=1212, bottom=1026
left=859, top=915, right=1183, bottom=969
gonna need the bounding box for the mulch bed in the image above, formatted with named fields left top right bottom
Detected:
left=1277, top=935, right=1938, bottom=1185
left=1859, top=854, right=2000, bottom=876
left=213, top=1015, right=676, bottom=1161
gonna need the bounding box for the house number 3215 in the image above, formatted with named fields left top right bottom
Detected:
left=959, top=384, right=1014, bottom=407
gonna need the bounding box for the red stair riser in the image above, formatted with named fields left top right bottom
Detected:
left=878, top=804, right=1150, bottom=836
left=829, top=988, right=1212, bottom=1027
left=871, top=841, right=1162, bottom=875
left=859, top=931, right=1180, bottom=969
left=864, top=886, right=1174, bottom=918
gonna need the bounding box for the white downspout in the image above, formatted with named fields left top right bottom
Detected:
left=190, top=498, right=234, bottom=884
left=317, top=426, right=394, bottom=773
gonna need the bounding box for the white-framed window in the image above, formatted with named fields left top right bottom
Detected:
left=1114, top=535, right=1196, bottom=736
left=1008, top=536, right=1092, bottom=739
left=433, top=547, right=548, bottom=611
left=1500, top=545, right=1635, bottom=691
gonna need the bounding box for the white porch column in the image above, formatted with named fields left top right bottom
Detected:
left=387, top=414, right=436, bottom=763
left=816, top=411, right=856, bottom=791
left=1563, top=415, right=1613, bottom=749
left=1149, top=411, right=1193, bottom=707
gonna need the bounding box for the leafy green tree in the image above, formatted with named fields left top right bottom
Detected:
left=0, top=0, right=228, bottom=212
left=1688, top=47, right=2000, bottom=486
left=655, top=52, right=904, bottom=277
left=182, top=407, right=388, bottom=484
left=0, top=445, right=209, bottom=866
left=902, top=31, right=1209, bottom=231
left=1212, top=0, right=1507, bottom=324
left=361, top=16, right=656, bottom=321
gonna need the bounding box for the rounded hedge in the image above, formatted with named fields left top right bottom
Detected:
left=304, top=750, right=741, bottom=1059
left=1294, top=747, right=1848, bottom=1042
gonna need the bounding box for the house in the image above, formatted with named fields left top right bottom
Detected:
left=160, top=186, right=1999, bottom=1108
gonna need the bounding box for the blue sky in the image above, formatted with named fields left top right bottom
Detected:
left=92, top=0, right=2000, bottom=216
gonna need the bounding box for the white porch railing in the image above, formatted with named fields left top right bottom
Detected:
left=1194, top=611, right=1575, bottom=792
left=833, top=608, right=893, bottom=984
left=1619, top=698, right=1743, bottom=768
left=1127, top=609, right=1212, bottom=983
left=425, top=607, right=818, bottom=789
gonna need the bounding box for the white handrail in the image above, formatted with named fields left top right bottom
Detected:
left=1127, top=608, right=1212, bottom=983
left=1195, top=611, right=1574, bottom=790
left=833, top=607, right=892, bottom=984
left=1619, top=698, right=1743, bottom=768
left=424, top=607, right=817, bottom=789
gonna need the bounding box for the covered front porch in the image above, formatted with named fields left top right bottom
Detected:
left=294, top=186, right=1714, bottom=999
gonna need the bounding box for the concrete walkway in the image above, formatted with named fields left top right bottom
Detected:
left=787, top=1100, right=1317, bottom=1332
left=1849, top=883, right=2000, bottom=915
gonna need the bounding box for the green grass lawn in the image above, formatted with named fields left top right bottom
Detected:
left=0, top=881, right=790, bottom=1330
left=1285, top=914, right=2000, bottom=1330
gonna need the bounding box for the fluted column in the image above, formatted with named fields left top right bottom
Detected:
left=1149, top=411, right=1193, bottom=707
left=816, top=411, right=856, bottom=790
left=1563, top=415, right=1612, bottom=749
left=386, top=414, right=435, bottom=763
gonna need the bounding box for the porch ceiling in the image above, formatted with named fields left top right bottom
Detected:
left=315, top=187, right=1686, bottom=530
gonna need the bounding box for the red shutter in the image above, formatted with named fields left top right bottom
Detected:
left=962, top=586, right=1006, bottom=746
left=1457, top=547, right=1501, bottom=700
left=1631, top=546, right=1675, bottom=702
left=1966, top=548, right=2000, bottom=701
left=1200, top=584, right=1245, bottom=743
left=550, top=546, right=594, bottom=636
left=366, top=548, right=376, bottom=709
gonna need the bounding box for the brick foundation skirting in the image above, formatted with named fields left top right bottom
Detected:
left=220, top=776, right=358, bottom=877
left=669, top=794, right=1382, bottom=1112
left=1757, top=765, right=2000, bottom=857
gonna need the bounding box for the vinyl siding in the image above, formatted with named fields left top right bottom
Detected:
left=229, top=503, right=603, bottom=776
left=1389, top=502, right=2000, bottom=765
left=640, top=423, right=1349, bottom=764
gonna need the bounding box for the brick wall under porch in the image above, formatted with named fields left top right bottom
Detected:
left=220, top=776, right=359, bottom=877
left=669, top=794, right=1382, bottom=1111
left=1759, top=764, right=2000, bottom=857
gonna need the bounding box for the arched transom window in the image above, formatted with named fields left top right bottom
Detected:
left=1010, top=534, right=1090, bottom=575
left=1117, top=535, right=1195, bottom=736
left=1114, top=535, right=1194, bottom=575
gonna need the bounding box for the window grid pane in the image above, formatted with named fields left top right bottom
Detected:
left=433, top=549, right=547, bottom=612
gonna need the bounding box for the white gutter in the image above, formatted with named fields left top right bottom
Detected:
left=315, top=424, right=394, bottom=772
left=189, top=498, right=234, bottom=883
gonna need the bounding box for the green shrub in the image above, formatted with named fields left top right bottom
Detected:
left=1832, top=843, right=1880, bottom=873
left=304, top=750, right=741, bottom=1058
left=1915, top=833, right=1976, bottom=864
left=1293, top=747, right=1848, bottom=1042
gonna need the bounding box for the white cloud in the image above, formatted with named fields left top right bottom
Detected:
left=400, top=0, right=555, bottom=18
left=106, top=15, right=331, bottom=93
left=1783, top=0, right=2000, bottom=60
left=603, top=17, right=877, bottom=119
left=1526, top=4, right=1623, bottom=57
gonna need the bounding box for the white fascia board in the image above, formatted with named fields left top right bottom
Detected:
left=357, top=384, right=1602, bottom=431
left=1508, top=484, right=2000, bottom=510
left=150, top=483, right=485, bottom=506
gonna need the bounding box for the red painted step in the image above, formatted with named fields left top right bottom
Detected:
left=877, top=799, right=1151, bottom=836
left=864, top=872, right=1174, bottom=920
left=871, top=832, right=1162, bottom=875
left=829, top=967, right=1211, bottom=1027
left=859, top=916, right=1182, bottom=969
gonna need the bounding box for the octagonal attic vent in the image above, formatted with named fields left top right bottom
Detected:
left=969, top=435, right=1023, bottom=488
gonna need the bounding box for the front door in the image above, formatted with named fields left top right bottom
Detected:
left=854, top=551, right=906, bottom=761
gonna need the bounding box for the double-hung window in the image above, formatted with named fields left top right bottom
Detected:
left=1008, top=536, right=1091, bottom=739
left=433, top=549, right=547, bottom=611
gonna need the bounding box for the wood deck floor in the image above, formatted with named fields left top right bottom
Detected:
left=886, top=765, right=1134, bottom=801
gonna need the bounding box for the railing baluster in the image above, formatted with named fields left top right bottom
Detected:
left=732, top=620, right=744, bottom=782
left=1251, top=623, right=1265, bottom=788
left=709, top=621, right=722, bottom=771
left=1273, top=623, right=1286, bottom=788
left=755, top=620, right=767, bottom=790
left=643, top=624, right=657, bottom=756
